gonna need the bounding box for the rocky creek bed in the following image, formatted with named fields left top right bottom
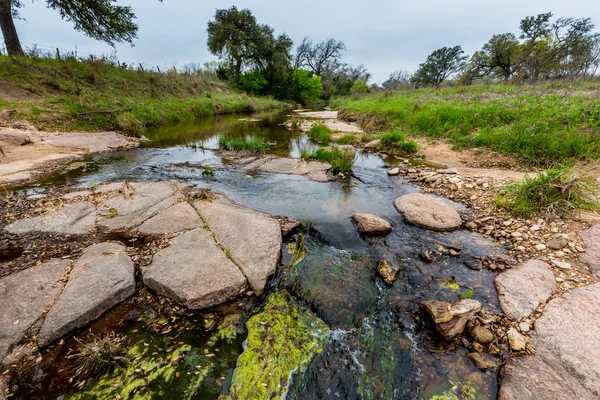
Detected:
left=1, top=111, right=599, bottom=400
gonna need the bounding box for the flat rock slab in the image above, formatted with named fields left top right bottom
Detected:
left=295, top=111, right=338, bottom=119
left=195, top=197, right=282, bottom=294
left=37, top=243, right=135, bottom=346
left=142, top=229, right=247, bottom=310
left=4, top=202, right=96, bottom=235
left=494, top=259, right=556, bottom=320
left=97, top=181, right=181, bottom=232
left=41, top=131, right=139, bottom=153
left=0, top=259, right=69, bottom=364
left=394, top=193, right=462, bottom=231
left=352, top=213, right=392, bottom=236
left=580, top=224, right=600, bottom=280
left=242, top=156, right=331, bottom=182
left=0, top=128, right=31, bottom=146
left=136, top=202, right=202, bottom=235
left=499, top=283, right=600, bottom=400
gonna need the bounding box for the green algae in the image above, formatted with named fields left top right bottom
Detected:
left=428, top=381, right=477, bottom=400
left=226, top=291, right=329, bottom=400
left=67, top=314, right=245, bottom=400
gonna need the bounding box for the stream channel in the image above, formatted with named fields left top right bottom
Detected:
left=9, top=110, right=508, bottom=399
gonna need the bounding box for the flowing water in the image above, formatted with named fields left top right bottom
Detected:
left=10, top=111, right=507, bottom=399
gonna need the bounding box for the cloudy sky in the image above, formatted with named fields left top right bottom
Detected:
left=12, top=0, right=600, bottom=83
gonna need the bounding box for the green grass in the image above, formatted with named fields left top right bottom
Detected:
left=301, top=147, right=355, bottom=173
left=0, top=55, right=286, bottom=135
left=307, top=124, right=332, bottom=143
left=378, top=131, right=419, bottom=153
left=334, top=83, right=600, bottom=166
left=495, top=166, right=600, bottom=217
left=218, top=135, right=268, bottom=152
left=335, top=134, right=359, bottom=145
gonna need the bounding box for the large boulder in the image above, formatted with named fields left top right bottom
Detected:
left=195, top=197, right=282, bottom=295
left=0, top=128, right=31, bottom=146
left=37, top=243, right=135, bottom=346
left=0, top=260, right=69, bottom=365
left=97, top=181, right=182, bottom=232
left=136, top=202, right=202, bottom=235
left=393, top=193, right=462, bottom=231
left=4, top=202, right=95, bottom=235
left=142, top=229, right=247, bottom=310
left=352, top=213, right=392, bottom=236
left=494, top=259, right=556, bottom=320
left=580, top=224, right=600, bottom=280
left=419, top=299, right=482, bottom=340
left=499, top=283, right=600, bottom=400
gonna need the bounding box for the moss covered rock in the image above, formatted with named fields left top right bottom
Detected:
left=227, top=291, right=329, bottom=400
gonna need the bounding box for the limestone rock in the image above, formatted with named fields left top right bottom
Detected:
left=364, top=139, right=381, bottom=149
left=579, top=224, right=600, bottom=280
left=377, top=260, right=400, bottom=285
left=394, top=193, right=462, bottom=231
left=471, top=325, right=494, bottom=344
left=0, top=129, right=30, bottom=146
left=136, top=202, right=202, bottom=235
left=195, top=197, right=281, bottom=294
left=419, top=299, right=481, bottom=339
left=241, top=156, right=331, bottom=182
left=38, top=243, right=135, bottom=346
left=97, top=181, right=181, bottom=232
left=494, top=260, right=556, bottom=320
left=507, top=328, right=527, bottom=352
left=142, top=229, right=247, bottom=310
left=499, top=283, right=600, bottom=400
left=0, top=260, right=69, bottom=364
left=41, top=131, right=139, bottom=153
left=4, top=202, right=96, bottom=235
left=546, top=236, right=568, bottom=250
left=387, top=167, right=400, bottom=176
left=352, top=213, right=392, bottom=236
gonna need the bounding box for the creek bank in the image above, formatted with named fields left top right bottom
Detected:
left=286, top=110, right=365, bottom=139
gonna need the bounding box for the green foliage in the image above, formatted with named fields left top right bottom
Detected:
left=412, top=46, right=468, bottom=88
left=200, top=166, right=215, bottom=176
left=301, top=147, right=355, bottom=173
left=291, top=69, right=323, bottom=103
left=350, top=78, right=369, bottom=94
left=335, top=84, right=600, bottom=166
left=335, top=134, right=359, bottom=145
left=307, top=124, right=332, bottom=143
left=218, top=135, right=268, bottom=152
left=67, top=332, right=129, bottom=378
left=378, top=131, right=419, bottom=153
left=458, top=289, right=475, bottom=300
left=468, top=33, right=521, bottom=81
left=495, top=166, right=600, bottom=217
left=238, top=71, right=268, bottom=95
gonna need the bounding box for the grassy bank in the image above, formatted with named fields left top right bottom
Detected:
left=0, top=55, right=286, bottom=135
left=334, top=83, right=600, bottom=166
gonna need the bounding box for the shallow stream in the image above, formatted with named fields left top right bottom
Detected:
left=10, top=111, right=507, bottom=399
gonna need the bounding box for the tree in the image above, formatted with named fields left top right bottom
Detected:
left=1, top=0, right=144, bottom=57
left=295, top=37, right=346, bottom=76
left=350, top=79, right=369, bottom=94
left=290, top=69, right=322, bottom=103
left=469, top=33, right=521, bottom=80
left=412, top=46, right=468, bottom=88
left=382, top=70, right=412, bottom=90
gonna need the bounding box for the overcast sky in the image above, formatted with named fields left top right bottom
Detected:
left=11, top=0, right=600, bottom=83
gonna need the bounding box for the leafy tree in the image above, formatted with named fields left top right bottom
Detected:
left=290, top=69, right=322, bottom=103
left=1, top=0, right=145, bottom=57
left=412, top=45, right=468, bottom=88
left=350, top=79, right=369, bottom=94
left=469, top=33, right=521, bottom=80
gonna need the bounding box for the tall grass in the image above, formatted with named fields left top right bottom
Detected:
left=307, top=125, right=332, bottom=143
left=218, top=135, right=268, bottom=152
left=378, top=131, right=419, bottom=153
left=335, top=83, right=600, bottom=166
left=301, top=147, right=355, bottom=173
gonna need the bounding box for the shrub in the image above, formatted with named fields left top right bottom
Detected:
left=67, top=332, right=129, bottom=378
left=218, top=135, right=268, bottom=152
left=238, top=71, right=268, bottom=95
left=292, top=69, right=323, bottom=103
left=307, top=125, right=332, bottom=143
left=350, top=79, right=369, bottom=95
left=378, top=131, right=419, bottom=153
left=301, top=147, right=355, bottom=173
left=495, top=166, right=600, bottom=217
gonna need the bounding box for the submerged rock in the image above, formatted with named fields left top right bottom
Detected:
left=4, top=202, right=96, bottom=235
left=470, top=325, right=494, bottom=344
left=142, top=229, right=247, bottom=310
left=420, top=299, right=482, bottom=340
left=237, top=155, right=332, bottom=182
left=227, top=291, right=329, bottom=400
left=494, top=259, right=556, bottom=321
left=394, top=193, right=462, bottom=231
left=352, top=213, right=392, bottom=236
left=0, top=259, right=69, bottom=364
left=38, top=243, right=135, bottom=346
left=499, top=283, right=600, bottom=400
left=195, top=196, right=282, bottom=295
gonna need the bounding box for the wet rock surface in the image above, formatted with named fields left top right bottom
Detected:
left=351, top=213, right=392, bottom=236
left=195, top=196, right=282, bottom=295
left=142, top=228, right=247, bottom=310
left=394, top=193, right=462, bottom=231
left=499, top=283, right=600, bottom=400
left=37, top=243, right=135, bottom=346
left=0, top=259, right=69, bottom=364
left=420, top=299, right=482, bottom=340
left=494, top=259, right=556, bottom=320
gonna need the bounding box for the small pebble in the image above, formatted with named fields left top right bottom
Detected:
left=519, top=322, right=531, bottom=333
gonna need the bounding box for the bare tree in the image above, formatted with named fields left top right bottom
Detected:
left=296, top=38, right=346, bottom=76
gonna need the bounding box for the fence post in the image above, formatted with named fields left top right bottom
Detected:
left=56, top=48, right=60, bottom=61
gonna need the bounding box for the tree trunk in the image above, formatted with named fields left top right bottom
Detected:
left=0, top=2, right=24, bottom=57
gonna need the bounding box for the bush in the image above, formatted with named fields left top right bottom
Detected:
left=301, top=147, right=355, bottom=173
left=292, top=69, right=323, bottom=103
left=238, top=71, right=268, bottom=95
left=218, top=135, right=268, bottom=152
left=350, top=79, right=369, bottom=95
left=495, top=166, right=600, bottom=217
left=307, top=125, right=332, bottom=143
